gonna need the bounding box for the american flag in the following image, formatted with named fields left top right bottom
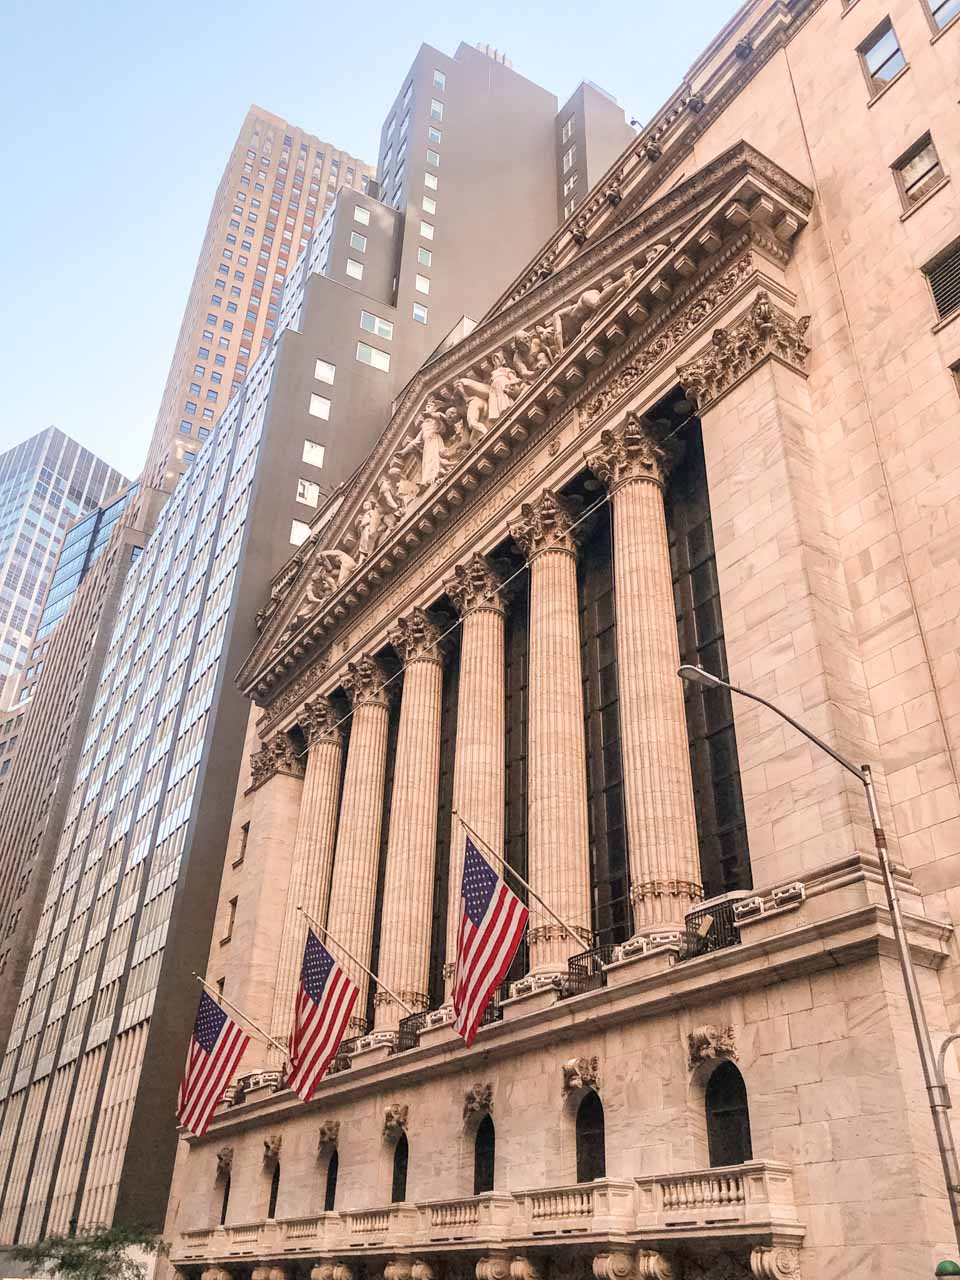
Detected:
left=287, top=928, right=359, bottom=1102
left=453, top=836, right=529, bottom=1046
left=177, top=991, right=249, bottom=1137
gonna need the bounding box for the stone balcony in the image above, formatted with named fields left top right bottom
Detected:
left=173, top=1164, right=802, bottom=1270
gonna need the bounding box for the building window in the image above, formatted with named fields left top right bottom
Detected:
left=417, top=246, right=432, bottom=267
left=893, top=134, right=944, bottom=208
left=185, top=401, right=197, bottom=415
left=360, top=310, right=394, bottom=340
left=391, top=1134, right=409, bottom=1202
left=420, top=221, right=435, bottom=240
left=222, top=896, right=237, bottom=944
left=354, top=205, right=371, bottom=225
left=423, top=195, right=437, bottom=215
left=706, top=1062, right=753, bottom=1167
left=415, top=274, right=430, bottom=294
left=315, top=358, right=336, bottom=384
left=267, top=1163, right=280, bottom=1219
left=309, top=393, right=331, bottom=419
left=424, top=171, right=438, bottom=191
left=561, top=115, right=574, bottom=143
left=356, top=341, right=391, bottom=372
left=426, top=148, right=440, bottom=167
left=297, top=477, right=321, bottom=507
left=350, top=230, right=367, bottom=252
left=219, top=1174, right=231, bottom=1226
left=564, top=171, right=579, bottom=196
left=428, top=126, right=442, bottom=145
left=433, top=68, right=446, bottom=90
left=430, top=98, right=444, bottom=121
left=412, top=302, right=428, bottom=324
left=575, top=1092, right=605, bottom=1183
left=924, top=237, right=960, bottom=320
left=858, top=20, right=907, bottom=95
left=563, top=144, right=576, bottom=173
left=925, top=0, right=960, bottom=28
left=290, top=519, right=312, bottom=546
left=564, top=197, right=581, bottom=218
left=179, top=421, right=192, bottom=435
left=234, top=821, right=250, bottom=868
left=473, top=1115, right=495, bottom=1194
left=346, top=258, right=364, bottom=280
left=324, top=1150, right=339, bottom=1211
left=303, top=439, right=326, bottom=467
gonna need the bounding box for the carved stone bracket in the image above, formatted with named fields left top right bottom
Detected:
left=510, top=1260, right=541, bottom=1280
left=300, top=697, right=341, bottom=746
left=215, top=1146, right=233, bottom=1179
left=389, top=607, right=445, bottom=664
left=677, top=290, right=810, bottom=412
left=311, top=1266, right=352, bottom=1280
left=444, top=553, right=504, bottom=617
left=201, top=1269, right=233, bottom=1280
left=586, top=412, right=677, bottom=492
left=750, top=1248, right=801, bottom=1279
left=463, top=1081, right=494, bottom=1120
left=383, top=1102, right=409, bottom=1137
left=249, top=731, right=304, bottom=789
left=342, top=654, right=390, bottom=709
left=687, top=1025, right=738, bottom=1070
left=317, top=1119, right=340, bottom=1151
left=636, top=1254, right=675, bottom=1280
left=411, top=1263, right=435, bottom=1280
left=509, top=489, right=579, bottom=561
left=476, top=1259, right=511, bottom=1280
left=593, top=1254, right=638, bottom=1280
left=262, top=1133, right=282, bottom=1166
left=562, top=1055, right=601, bottom=1095
left=385, top=1264, right=412, bottom=1280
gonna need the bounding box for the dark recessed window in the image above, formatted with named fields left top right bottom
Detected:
left=706, top=1061, right=753, bottom=1167
left=267, top=1163, right=280, bottom=1219
left=893, top=133, right=945, bottom=209
left=925, top=0, right=960, bottom=30
left=474, top=1114, right=496, bottom=1194
left=924, top=238, right=960, bottom=321
left=858, top=19, right=906, bottom=94
left=575, top=1090, right=605, bottom=1182
left=391, top=1133, right=409, bottom=1202
left=324, top=1150, right=339, bottom=1211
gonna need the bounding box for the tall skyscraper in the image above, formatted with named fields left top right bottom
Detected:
left=0, top=43, right=629, bottom=1244
left=0, top=429, right=127, bottom=710
left=143, top=107, right=375, bottom=493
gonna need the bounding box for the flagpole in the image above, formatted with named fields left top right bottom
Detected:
left=191, top=972, right=288, bottom=1056
left=452, top=811, right=591, bottom=954
left=296, top=906, right=417, bottom=1017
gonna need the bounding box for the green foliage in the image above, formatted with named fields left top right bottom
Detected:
left=12, top=1225, right=169, bottom=1280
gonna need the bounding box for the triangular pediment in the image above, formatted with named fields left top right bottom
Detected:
left=239, top=141, right=812, bottom=704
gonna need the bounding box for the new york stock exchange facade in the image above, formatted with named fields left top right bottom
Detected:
left=164, top=9, right=960, bottom=1277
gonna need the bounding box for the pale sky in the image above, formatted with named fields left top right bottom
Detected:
left=0, top=0, right=742, bottom=479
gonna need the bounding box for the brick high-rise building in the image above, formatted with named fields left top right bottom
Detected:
left=143, top=107, right=374, bottom=492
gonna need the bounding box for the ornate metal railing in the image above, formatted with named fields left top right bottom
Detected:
left=565, top=943, right=618, bottom=996
left=394, top=1010, right=429, bottom=1053
left=479, top=980, right=511, bottom=1027
left=683, top=897, right=741, bottom=959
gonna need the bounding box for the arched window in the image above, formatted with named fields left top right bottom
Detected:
left=473, top=1114, right=495, bottom=1194
left=219, top=1174, right=231, bottom=1226
left=391, top=1133, right=409, bottom=1203
left=575, top=1091, right=605, bottom=1183
left=267, top=1162, right=280, bottom=1219
left=706, top=1061, right=753, bottom=1167
left=324, top=1150, right=339, bottom=1211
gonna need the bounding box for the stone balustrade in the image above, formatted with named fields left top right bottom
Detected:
left=173, top=1164, right=800, bottom=1267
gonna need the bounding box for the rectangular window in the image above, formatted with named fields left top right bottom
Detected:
left=179, top=421, right=192, bottom=434
left=415, top=273, right=430, bottom=294
left=563, top=144, right=576, bottom=173
left=418, top=246, right=432, bottom=267
left=290, top=519, right=312, bottom=546
left=923, top=237, right=960, bottom=320
left=893, top=134, right=945, bottom=208
left=354, top=205, right=371, bottom=225
left=430, top=98, right=444, bottom=121
left=564, top=171, right=579, bottom=196
left=206, top=389, right=218, bottom=401
left=202, top=408, right=214, bottom=421
left=420, top=220, right=435, bottom=240
left=356, top=341, right=391, bottom=372
left=564, top=196, right=580, bottom=218
left=309, top=393, right=331, bottom=419
left=424, top=171, right=438, bottom=191
left=561, top=115, right=574, bottom=143
left=350, top=230, right=367, bottom=252
left=433, top=68, right=446, bottom=90
left=315, top=359, right=336, bottom=384
left=412, top=302, right=428, bottom=324
left=422, top=195, right=437, bottom=214
left=428, top=126, right=442, bottom=145
left=858, top=20, right=907, bottom=94
left=426, top=148, right=440, bottom=167
left=346, top=258, right=364, bottom=280
left=360, top=310, right=394, bottom=340
left=926, top=0, right=960, bottom=27
left=185, top=401, right=197, bottom=415
left=189, top=381, right=201, bottom=395
left=303, top=439, right=326, bottom=467
left=297, top=477, right=321, bottom=507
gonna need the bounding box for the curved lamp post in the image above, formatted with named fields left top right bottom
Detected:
left=677, top=663, right=960, bottom=1249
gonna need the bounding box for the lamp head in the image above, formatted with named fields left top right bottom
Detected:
left=677, top=664, right=727, bottom=690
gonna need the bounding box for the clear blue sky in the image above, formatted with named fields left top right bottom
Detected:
left=0, top=0, right=740, bottom=479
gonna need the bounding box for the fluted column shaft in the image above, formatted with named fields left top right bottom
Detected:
left=324, top=656, right=390, bottom=1027
left=375, top=611, right=444, bottom=1032
left=511, top=492, right=592, bottom=973
left=443, top=555, right=506, bottom=1000
left=270, top=700, right=343, bottom=1045
left=588, top=415, right=702, bottom=933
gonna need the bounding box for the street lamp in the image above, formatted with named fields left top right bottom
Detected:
left=678, top=663, right=960, bottom=1248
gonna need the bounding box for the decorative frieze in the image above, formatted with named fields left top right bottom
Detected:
left=677, top=290, right=810, bottom=411
left=562, top=1056, right=601, bottom=1095
left=687, top=1025, right=737, bottom=1070
left=509, top=490, right=579, bottom=560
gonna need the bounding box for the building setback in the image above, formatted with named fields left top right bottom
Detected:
left=163, top=1, right=960, bottom=1277
left=0, top=428, right=127, bottom=710
left=0, top=43, right=630, bottom=1246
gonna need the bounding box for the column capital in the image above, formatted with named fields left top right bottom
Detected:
left=249, top=729, right=304, bottom=789
left=299, top=696, right=342, bottom=746
left=509, top=489, right=579, bottom=561
left=444, top=552, right=505, bottom=617
left=342, top=654, right=390, bottom=709
left=388, top=607, right=445, bottom=665
left=586, top=413, right=676, bottom=491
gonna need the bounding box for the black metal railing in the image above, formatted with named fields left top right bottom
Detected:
left=329, top=1028, right=367, bottom=1074
left=683, top=899, right=741, bottom=960
left=479, top=980, right=511, bottom=1027
left=394, top=1011, right=428, bottom=1054
left=565, top=943, right=618, bottom=996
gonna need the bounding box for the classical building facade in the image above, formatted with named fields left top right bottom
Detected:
left=158, top=0, right=959, bottom=1275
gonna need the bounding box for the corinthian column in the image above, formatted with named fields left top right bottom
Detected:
left=587, top=413, right=702, bottom=934
left=443, top=554, right=506, bottom=999
left=270, top=698, right=344, bottom=1046
left=509, top=491, right=592, bottom=973
left=375, top=610, right=444, bottom=1032
left=324, top=655, right=391, bottom=1027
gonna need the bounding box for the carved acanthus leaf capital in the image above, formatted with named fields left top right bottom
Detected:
left=249, top=730, right=303, bottom=788
left=677, top=290, right=810, bottom=412
left=586, top=413, right=676, bottom=491
left=389, top=607, right=444, bottom=664
left=444, top=553, right=504, bottom=617
left=300, top=697, right=341, bottom=746
left=342, top=654, right=389, bottom=708
left=509, top=489, right=579, bottom=560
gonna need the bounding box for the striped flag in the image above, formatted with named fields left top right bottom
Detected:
left=287, top=928, right=359, bottom=1102
left=177, top=991, right=249, bottom=1137
left=453, top=836, right=529, bottom=1046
